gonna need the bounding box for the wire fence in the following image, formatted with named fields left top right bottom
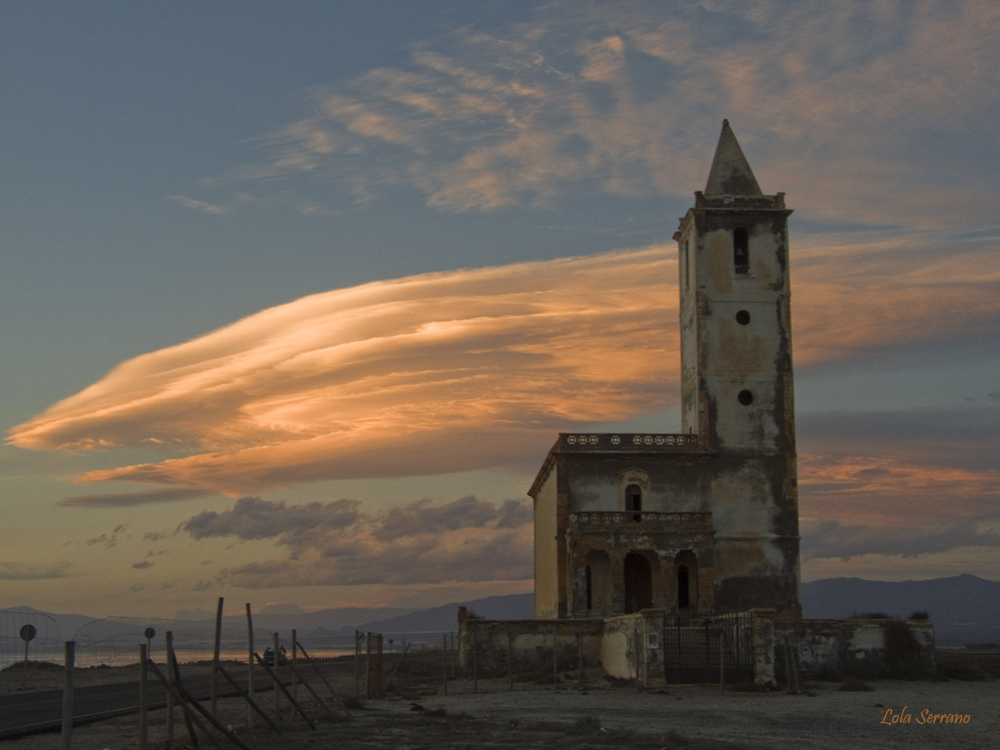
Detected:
left=1, top=607, right=459, bottom=673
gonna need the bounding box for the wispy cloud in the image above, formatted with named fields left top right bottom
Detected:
left=0, top=561, right=72, bottom=580
left=802, top=517, right=1000, bottom=561
left=61, top=488, right=215, bottom=507
left=181, top=495, right=532, bottom=588
left=185, top=0, right=998, bottom=226
left=167, top=195, right=227, bottom=215
left=798, top=406, right=1000, bottom=528
left=8, top=238, right=999, bottom=498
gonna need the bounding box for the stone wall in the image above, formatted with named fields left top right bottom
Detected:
left=774, top=617, right=936, bottom=682
left=457, top=618, right=603, bottom=680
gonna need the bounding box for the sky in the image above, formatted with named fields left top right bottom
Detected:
left=1, top=0, right=998, bottom=621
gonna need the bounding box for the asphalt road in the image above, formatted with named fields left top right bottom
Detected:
left=0, top=662, right=348, bottom=740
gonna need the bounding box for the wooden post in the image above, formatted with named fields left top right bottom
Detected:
left=354, top=631, right=361, bottom=698
left=442, top=634, right=449, bottom=696
left=169, top=645, right=199, bottom=748
left=251, top=654, right=316, bottom=730
left=245, top=604, right=254, bottom=732
left=165, top=631, right=175, bottom=750
left=273, top=632, right=281, bottom=720
left=364, top=633, right=371, bottom=698
left=291, top=629, right=298, bottom=704
left=507, top=628, right=514, bottom=692
left=471, top=631, right=477, bottom=694
left=211, top=597, right=223, bottom=718
left=633, top=629, right=641, bottom=693
left=381, top=642, right=410, bottom=697
left=719, top=631, right=725, bottom=693
left=60, top=641, right=74, bottom=750
left=552, top=627, right=558, bottom=691
left=139, top=643, right=148, bottom=750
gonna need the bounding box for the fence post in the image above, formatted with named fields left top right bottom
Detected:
left=354, top=630, right=362, bottom=698
left=291, top=629, right=298, bottom=704
left=507, top=627, right=514, bottom=692
left=442, top=634, right=449, bottom=695
left=211, top=596, right=223, bottom=718
left=273, top=632, right=281, bottom=720
left=633, top=629, right=641, bottom=693
left=165, top=631, right=175, bottom=750
left=577, top=631, right=583, bottom=689
left=245, top=604, right=254, bottom=732
left=139, top=643, right=148, bottom=750
left=552, top=627, right=558, bottom=690
left=60, top=641, right=74, bottom=750
left=719, top=630, right=725, bottom=693
left=471, top=630, right=477, bottom=694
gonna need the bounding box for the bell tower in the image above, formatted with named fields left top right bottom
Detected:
left=675, top=120, right=795, bottom=456
left=674, top=120, right=801, bottom=614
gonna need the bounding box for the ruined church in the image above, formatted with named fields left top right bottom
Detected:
left=529, top=120, right=801, bottom=620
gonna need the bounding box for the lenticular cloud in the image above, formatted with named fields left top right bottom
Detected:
left=9, top=248, right=677, bottom=495
left=10, top=239, right=998, bottom=499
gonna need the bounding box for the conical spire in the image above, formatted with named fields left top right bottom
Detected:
left=704, top=119, right=763, bottom=196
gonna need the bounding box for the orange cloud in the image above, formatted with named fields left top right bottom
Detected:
left=9, top=240, right=999, bottom=498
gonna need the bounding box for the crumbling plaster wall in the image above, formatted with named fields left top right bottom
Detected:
left=457, top=618, right=604, bottom=676
left=532, top=463, right=560, bottom=619
left=774, top=618, right=936, bottom=681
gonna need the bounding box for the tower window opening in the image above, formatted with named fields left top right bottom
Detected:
left=738, top=389, right=754, bottom=406
left=733, top=228, right=749, bottom=274
left=625, top=484, right=643, bottom=514
left=736, top=309, right=750, bottom=325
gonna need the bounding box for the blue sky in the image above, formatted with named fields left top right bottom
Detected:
left=1, top=0, right=998, bottom=619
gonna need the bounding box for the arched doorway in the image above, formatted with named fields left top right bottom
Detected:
left=674, top=551, right=699, bottom=610
left=623, top=552, right=653, bottom=614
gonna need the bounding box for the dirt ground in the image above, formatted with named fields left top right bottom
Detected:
left=2, top=661, right=997, bottom=750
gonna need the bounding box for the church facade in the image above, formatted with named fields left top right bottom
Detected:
left=529, top=120, right=802, bottom=620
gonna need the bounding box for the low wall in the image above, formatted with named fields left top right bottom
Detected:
left=774, top=618, right=936, bottom=681
left=458, top=610, right=936, bottom=688
left=457, top=618, right=604, bottom=679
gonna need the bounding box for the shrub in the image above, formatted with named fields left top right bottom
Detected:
left=850, top=612, right=892, bottom=620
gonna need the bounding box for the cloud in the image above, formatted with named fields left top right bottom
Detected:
left=9, top=248, right=674, bottom=494
left=61, top=488, right=216, bottom=507
left=167, top=195, right=227, bottom=215
left=132, top=561, right=154, bottom=570
left=180, top=495, right=532, bottom=588
left=86, top=529, right=125, bottom=548
left=798, top=406, right=1000, bottom=527
left=802, top=518, right=1000, bottom=561
left=8, top=236, right=999, bottom=498
left=0, top=561, right=72, bottom=580
left=187, top=0, right=998, bottom=226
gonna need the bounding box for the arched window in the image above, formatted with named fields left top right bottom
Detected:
left=733, top=228, right=749, bottom=274
left=624, top=484, right=642, bottom=513
left=677, top=565, right=691, bottom=609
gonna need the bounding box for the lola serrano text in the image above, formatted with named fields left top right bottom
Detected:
left=880, top=706, right=971, bottom=725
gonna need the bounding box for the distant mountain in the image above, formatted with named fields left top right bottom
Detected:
left=224, top=606, right=416, bottom=634
left=803, top=574, right=1000, bottom=647
left=8, top=575, right=997, bottom=652
left=352, top=593, right=535, bottom=638
left=3, top=605, right=103, bottom=641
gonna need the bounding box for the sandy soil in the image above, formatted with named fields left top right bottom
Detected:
left=2, top=663, right=997, bottom=749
